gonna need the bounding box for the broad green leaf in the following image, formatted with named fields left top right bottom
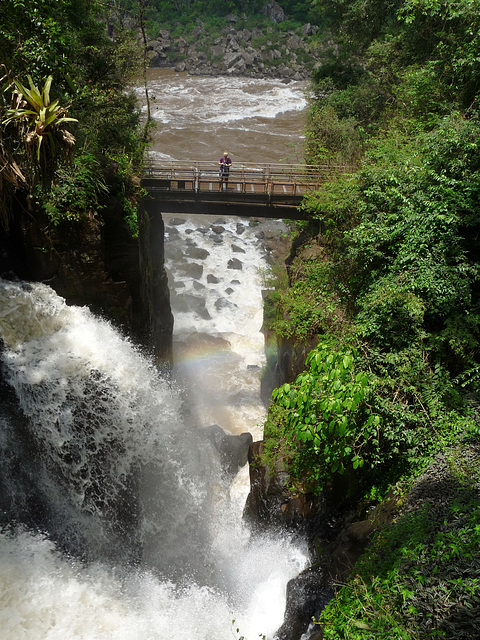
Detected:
left=343, top=354, right=353, bottom=369
left=43, top=75, right=53, bottom=106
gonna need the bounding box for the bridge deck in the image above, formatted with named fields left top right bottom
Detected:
left=142, top=161, right=345, bottom=218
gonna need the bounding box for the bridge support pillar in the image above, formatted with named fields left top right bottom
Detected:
left=138, top=200, right=174, bottom=366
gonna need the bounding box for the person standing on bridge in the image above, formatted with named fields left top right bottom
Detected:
left=219, top=151, right=232, bottom=191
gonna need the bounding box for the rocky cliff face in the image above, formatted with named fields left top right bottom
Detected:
left=146, top=19, right=319, bottom=81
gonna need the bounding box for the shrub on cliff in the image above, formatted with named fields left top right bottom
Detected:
left=264, top=334, right=472, bottom=498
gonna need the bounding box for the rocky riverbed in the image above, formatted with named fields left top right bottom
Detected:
left=146, top=8, right=321, bottom=80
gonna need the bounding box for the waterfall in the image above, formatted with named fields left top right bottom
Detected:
left=0, top=278, right=307, bottom=639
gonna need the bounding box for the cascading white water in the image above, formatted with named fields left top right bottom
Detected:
left=0, top=279, right=307, bottom=639
left=165, top=213, right=284, bottom=440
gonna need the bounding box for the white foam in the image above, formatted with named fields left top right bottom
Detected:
left=0, top=279, right=309, bottom=639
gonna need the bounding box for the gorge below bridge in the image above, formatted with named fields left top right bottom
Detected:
left=141, top=161, right=338, bottom=219
left=139, top=160, right=341, bottom=361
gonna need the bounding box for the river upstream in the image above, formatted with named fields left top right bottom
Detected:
left=0, top=70, right=309, bottom=639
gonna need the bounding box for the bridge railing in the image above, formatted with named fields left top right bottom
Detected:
left=144, top=161, right=346, bottom=187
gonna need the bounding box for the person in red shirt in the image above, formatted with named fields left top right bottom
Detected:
left=219, top=151, right=232, bottom=191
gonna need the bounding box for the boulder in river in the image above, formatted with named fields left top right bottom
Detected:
left=177, top=262, right=204, bottom=279
left=227, top=258, right=243, bottom=270
left=186, top=246, right=210, bottom=260
left=203, top=424, right=253, bottom=477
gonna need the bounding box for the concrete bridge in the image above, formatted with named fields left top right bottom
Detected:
left=141, top=161, right=340, bottom=219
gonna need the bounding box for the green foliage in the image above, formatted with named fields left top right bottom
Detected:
left=135, top=0, right=266, bottom=27
left=398, top=0, right=480, bottom=111
left=265, top=328, right=471, bottom=496
left=3, top=75, right=77, bottom=175
left=105, top=151, right=145, bottom=238
left=346, top=115, right=480, bottom=362
left=0, top=1, right=145, bottom=233
left=73, top=87, right=143, bottom=160
left=273, top=257, right=344, bottom=341
left=270, top=338, right=381, bottom=488
left=305, top=103, right=364, bottom=167
left=315, top=443, right=480, bottom=639
left=264, top=2, right=480, bottom=636
left=301, top=174, right=361, bottom=235
left=41, top=150, right=106, bottom=225
left=0, top=0, right=121, bottom=86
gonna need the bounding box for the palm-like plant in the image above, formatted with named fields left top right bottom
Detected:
left=2, top=75, right=77, bottom=174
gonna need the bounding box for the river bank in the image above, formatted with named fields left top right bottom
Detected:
left=146, top=18, right=320, bottom=81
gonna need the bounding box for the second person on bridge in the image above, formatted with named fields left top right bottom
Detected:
left=219, top=151, right=232, bottom=191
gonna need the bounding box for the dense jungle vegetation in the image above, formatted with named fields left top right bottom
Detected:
left=260, top=1, right=480, bottom=637
left=122, top=0, right=321, bottom=34
left=0, top=0, right=146, bottom=235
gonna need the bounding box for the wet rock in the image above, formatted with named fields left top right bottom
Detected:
left=230, top=279, right=241, bottom=285
left=186, top=246, right=210, bottom=260
left=204, top=425, right=253, bottom=476
left=211, top=225, right=226, bottom=234
left=231, top=244, right=246, bottom=254
left=276, top=565, right=333, bottom=640
left=169, top=218, right=187, bottom=226
left=225, top=287, right=234, bottom=295
left=193, top=280, right=205, bottom=290
left=214, top=297, right=233, bottom=311
left=264, top=253, right=275, bottom=265
left=165, top=226, right=180, bottom=236
left=164, top=245, right=184, bottom=261
left=244, top=441, right=323, bottom=530
left=196, top=306, right=212, bottom=320
left=170, top=291, right=209, bottom=318
left=177, top=262, right=204, bottom=279
left=207, top=274, right=220, bottom=284
left=212, top=235, right=224, bottom=244
left=227, top=258, right=243, bottom=270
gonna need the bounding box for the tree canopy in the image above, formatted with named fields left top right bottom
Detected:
left=0, top=0, right=144, bottom=229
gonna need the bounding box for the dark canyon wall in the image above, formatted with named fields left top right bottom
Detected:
left=0, top=194, right=173, bottom=362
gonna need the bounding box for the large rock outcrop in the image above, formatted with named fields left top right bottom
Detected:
left=145, top=21, right=319, bottom=81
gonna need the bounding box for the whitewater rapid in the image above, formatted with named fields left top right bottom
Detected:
left=137, top=69, right=307, bottom=164
left=0, top=279, right=307, bottom=640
